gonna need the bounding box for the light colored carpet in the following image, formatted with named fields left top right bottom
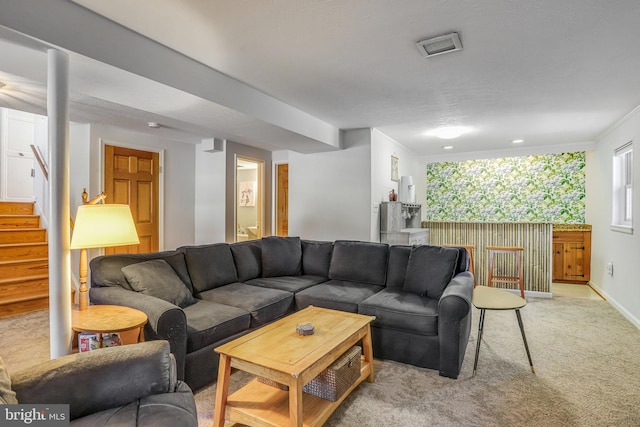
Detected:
left=2, top=295, right=639, bottom=426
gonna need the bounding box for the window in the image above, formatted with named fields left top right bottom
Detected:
left=612, top=142, right=633, bottom=233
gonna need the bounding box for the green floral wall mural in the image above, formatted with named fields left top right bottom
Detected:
left=425, top=152, right=586, bottom=223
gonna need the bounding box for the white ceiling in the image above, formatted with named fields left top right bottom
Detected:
left=2, top=0, right=640, bottom=158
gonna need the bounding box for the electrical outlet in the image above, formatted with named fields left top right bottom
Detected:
left=606, top=262, right=614, bottom=277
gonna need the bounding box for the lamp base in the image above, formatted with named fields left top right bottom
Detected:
left=78, top=288, right=88, bottom=310
left=78, top=248, right=89, bottom=310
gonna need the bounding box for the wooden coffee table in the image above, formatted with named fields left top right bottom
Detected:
left=213, top=306, right=375, bottom=427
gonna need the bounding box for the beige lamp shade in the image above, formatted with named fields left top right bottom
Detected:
left=70, top=204, right=140, bottom=249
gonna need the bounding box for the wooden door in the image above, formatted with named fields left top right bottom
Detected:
left=276, top=163, right=288, bottom=236
left=552, top=242, right=564, bottom=281
left=552, top=231, right=591, bottom=283
left=104, top=145, right=159, bottom=254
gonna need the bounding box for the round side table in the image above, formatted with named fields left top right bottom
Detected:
left=72, top=305, right=148, bottom=350
left=472, top=285, right=534, bottom=377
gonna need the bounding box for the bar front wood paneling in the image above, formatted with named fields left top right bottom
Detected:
left=422, top=221, right=552, bottom=294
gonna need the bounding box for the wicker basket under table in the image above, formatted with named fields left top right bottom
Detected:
left=258, top=345, right=362, bottom=402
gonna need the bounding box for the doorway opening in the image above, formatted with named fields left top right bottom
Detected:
left=236, top=157, right=264, bottom=241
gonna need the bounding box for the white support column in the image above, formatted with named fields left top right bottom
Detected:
left=47, top=48, right=72, bottom=358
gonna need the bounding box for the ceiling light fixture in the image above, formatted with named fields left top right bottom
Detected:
left=416, top=32, right=463, bottom=58
left=511, top=139, right=524, bottom=144
left=443, top=146, right=454, bottom=150
left=147, top=122, right=160, bottom=128
left=427, top=126, right=471, bottom=140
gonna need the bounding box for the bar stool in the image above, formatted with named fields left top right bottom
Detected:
left=444, top=244, right=475, bottom=287
left=486, top=246, right=524, bottom=298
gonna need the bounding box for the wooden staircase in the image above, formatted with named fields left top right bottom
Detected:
left=0, top=201, right=49, bottom=318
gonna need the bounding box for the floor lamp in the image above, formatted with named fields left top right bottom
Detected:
left=70, top=204, right=139, bottom=310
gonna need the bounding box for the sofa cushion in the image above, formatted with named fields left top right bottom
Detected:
left=230, top=241, right=262, bottom=282
left=0, top=356, right=18, bottom=404
left=261, top=236, right=302, bottom=277
left=122, top=259, right=197, bottom=308
left=386, top=245, right=412, bottom=289
left=328, top=240, right=388, bottom=285
left=90, top=251, right=194, bottom=293
left=295, top=280, right=384, bottom=313
left=246, top=275, right=326, bottom=293
left=358, top=289, right=439, bottom=336
left=182, top=300, right=251, bottom=353
left=179, top=244, right=238, bottom=293
left=198, top=283, right=293, bottom=327
left=403, top=245, right=459, bottom=299
left=301, top=240, right=333, bottom=277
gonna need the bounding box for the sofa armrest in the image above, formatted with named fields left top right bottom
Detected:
left=438, top=271, right=473, bottom=318
left=437, top=271, right=474, bottom=378
left=89, top=286, right=188, bottom=380
left=12, top=341, right=177, bottom=421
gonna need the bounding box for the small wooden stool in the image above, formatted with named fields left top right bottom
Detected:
left=486, top=245, right=524, bottom=298
left=444, top=244, right=475, bottom=287
left=472, top=286, right=534, bottom=377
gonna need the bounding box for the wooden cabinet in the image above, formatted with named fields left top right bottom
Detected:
left=552, top=230, right=591, bottom=284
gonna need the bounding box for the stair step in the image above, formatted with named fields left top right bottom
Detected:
left=0, top=207, right=48, bottom=317
left=0, top=228, right=47, bottom=244
left=0, top=275, right=49, bottom=302
left=0, top=294, right=48, bottom=318
left=0, top=201, right=34, bottom=215
left=0, top=215, right=40, bottom=229
left=0, top=258, right=48, bottom=280
left=0, top=243, right=48, bottom=262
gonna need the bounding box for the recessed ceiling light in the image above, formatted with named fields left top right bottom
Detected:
left=416, top=32, right=463, bottom=58
left=427, top=126, right=471, bottom=140
left=147, top=122, right=160, bottom=128
left=512, top=139, right=524, bottom=144
left=442, top=146, right=454, bottom=150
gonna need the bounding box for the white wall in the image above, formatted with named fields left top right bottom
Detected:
left=194, top=142, right=226, bottom=244
left=288, top=129, right=371, bottom=241
left=370, top=129, right=422, bottom=241
left=69, top=123, right=90, bottom=212
left=586, top=108, right=640, bottom=328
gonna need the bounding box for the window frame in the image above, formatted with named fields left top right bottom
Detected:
left=611, top=141, right=633, bottom=234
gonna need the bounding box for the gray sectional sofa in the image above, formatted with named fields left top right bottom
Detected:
left=89, top=237, right=473, bottom=391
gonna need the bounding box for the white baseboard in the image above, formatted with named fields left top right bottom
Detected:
left=589, top=282, right=640, bottom=329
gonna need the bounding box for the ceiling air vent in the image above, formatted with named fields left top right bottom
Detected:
left=416, top=32, right=462, bottom=58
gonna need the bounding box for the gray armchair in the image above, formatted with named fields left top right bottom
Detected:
left=7, top=341, right=197, bottom=427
